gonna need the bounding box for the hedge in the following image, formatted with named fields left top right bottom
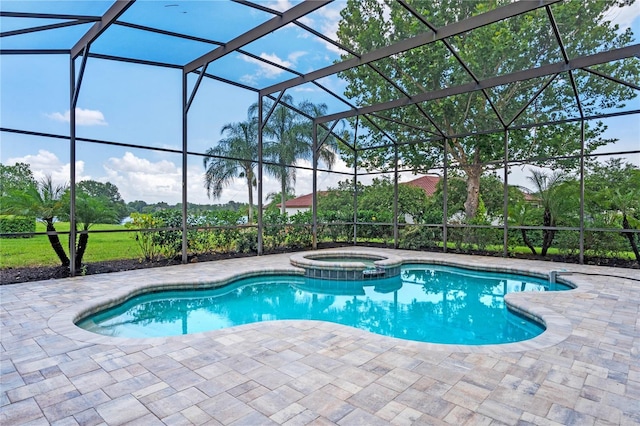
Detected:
left=0, top=215, right=36, bottom=237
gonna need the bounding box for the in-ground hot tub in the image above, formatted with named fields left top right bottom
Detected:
left=289, top=251, right=403, bottom=280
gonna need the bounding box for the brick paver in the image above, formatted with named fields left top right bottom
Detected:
left=1, top=249, right=639, bottom=424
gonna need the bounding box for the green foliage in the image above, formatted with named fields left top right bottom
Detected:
left=126, top=213, right=161, bottom=261
left=398, top=225, right=441, bottom=250
left=77, top=180, right=128, bottom=223
left=204, top=110, right=258, bottom=223
left=202, top=210, right=245, bottom=253
left=336, top=0, right=638, bottom=219
left=0, top=162, right=37, bottom=199
left=1, top=164, right=127, bottom=267
left=258, top=94, right=338, bottom=214
left=0, top=215, right=36, bottom=236
left=127, top=200, right=148, bottom=213
left=286, top=210, right=313, bottom=248
left=425, top=173, right=509, bottom=223
left=262, top=208, right=288, bottom=250
left=584, top=159, right=640, bottom=261
left=2, top=176, right=70, bottom=266
left=125, top=209, right=250, bottom=260
left=151, top=209, right=185, bottom=259
left=234, top=228, right=258, bottom=253
left=318, top=209, right=353, bottom=242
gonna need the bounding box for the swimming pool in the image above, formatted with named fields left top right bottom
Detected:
left=77, top=264, right=570, bottom=345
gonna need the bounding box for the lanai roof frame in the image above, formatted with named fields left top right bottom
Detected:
left=1, top=0, right=638, bottom=272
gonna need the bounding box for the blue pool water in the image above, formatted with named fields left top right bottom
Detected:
left=77, top=264, right=570, bottom=344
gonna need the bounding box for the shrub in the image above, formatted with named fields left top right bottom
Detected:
left=263, top=208, right=288, bottom=250
left=356, top=210, right=392, bottom=241
left=126, top=213, right=161, bottom=261
left=235, top=228, right=258, bottom=253
left=151, top=209, right=183, bottom=259
left=399, top=225, right=441, bottom=249
left=317, top=210, right=352, bottom=242
left=0, top=215, right=35, bottom=237
left=203, top=210, right=244, bottom=253
left=286, top=211, right=313, bottom=248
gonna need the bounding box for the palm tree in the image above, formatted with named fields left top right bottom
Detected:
left=72, top=191, right=118, bottom=269
left=3, top=176, right=70, bottom=266
left=255, top=94, right=337, bottom=214
left=508, top=199, right=538, bottom=255
left=203, top=113, right=258, bottom=222
left=527, top=170, right=564, bottom=257
left=4, top=176, right=121, bottom=269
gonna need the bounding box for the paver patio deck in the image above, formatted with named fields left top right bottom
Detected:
left=1, top=248, right=639, bottom=425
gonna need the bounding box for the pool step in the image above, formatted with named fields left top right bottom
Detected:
left=363, top=268, right=386, bottom=279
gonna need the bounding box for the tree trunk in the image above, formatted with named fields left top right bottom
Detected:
left=541, top=208, right=555, bottom=257
left=622, top=214, right=640, bottom=262
left=45, top=220, right=70, bottom=266
left=521, top=229, right=537, bottom=255
left=247, top=174, right=254, bottom=224
left=280, top=174, right=287, bottom=216
left=463, top=166, right=482, bottom=221
left=75, top=232, right=89, bottom=269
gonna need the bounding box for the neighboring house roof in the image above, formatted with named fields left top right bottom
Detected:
left=511, top=185, right=539, bottom=203
left=277, top=177, right=540, bottom=210
left=277, top=191, right=329, bottom=208
left=404, top=175, right=441, bottom=197
left=278, top=176, right=442, bottom=209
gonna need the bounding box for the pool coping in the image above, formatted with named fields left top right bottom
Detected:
left=48, top=248, right=582, bottom=353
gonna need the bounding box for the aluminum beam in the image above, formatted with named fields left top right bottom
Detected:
left=0, top=11, right=100, bottom=20
left=184, top=0, right=332, bottom=74
left=87, top=52, right=182, bottom=69
left=1, top=21, right=95, bottom=38
left=71, top=0, right=135, bottom=58
left=1, top=49, right=69, bottom=55
left=317, top=44, right=640, bottom=124
left=583, top=67, right=640, bottom=91
left=72, top=47, right=89, bottom=108
left=115, top=21, right=224, bottom=47
left=69, top=57, right=77, bottom=276
left=261, top=0, right=562, bottom=96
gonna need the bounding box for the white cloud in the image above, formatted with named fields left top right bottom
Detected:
left=102, top=152, right=253, bottom=205
left=239, top=50, right=309, bottom=85
left=603, top=1, right=640, bottom=31
left=104, top=153, right=183, bottom=203
left=261, top=157, right=376, bottom=199
left=257, top=52, right=292, bottom=73
left=293, top=86, right=319, bottom=93
left=7, top=150, right=89, bottom=185
left=6, top=150, right=374, bottom=206
left=265, top=0, right=294, bottom=13
left=287, top=51, right=307, bottom=63
left=295, top=3, right=347, bottom=55
left=46, top=108, right=108, bottom=126
left=239, top=50, right=308, bottom=85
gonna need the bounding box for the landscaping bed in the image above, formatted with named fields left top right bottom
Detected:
left=1, top=244, right=636, bottom=285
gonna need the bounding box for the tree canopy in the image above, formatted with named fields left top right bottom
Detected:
left=0, top=162, right=37, bottom=198
left=204, top=110, right=258, bottom=222
left=336, top=0, right=639, bottom=220
left=77, top=180, right=128, bottom=223
left=259, top=95, right=338, bottom=214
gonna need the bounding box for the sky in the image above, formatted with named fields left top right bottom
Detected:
left=1, top=0, right=639, bottom=206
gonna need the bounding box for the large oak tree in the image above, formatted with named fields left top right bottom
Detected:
left=336, top=0, right=639, bottom=220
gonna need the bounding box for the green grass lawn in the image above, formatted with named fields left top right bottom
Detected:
left=0, top=222, right=141, bottom=268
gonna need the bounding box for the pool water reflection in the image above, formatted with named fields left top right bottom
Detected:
left=77, top=264, right=570, bottom=344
